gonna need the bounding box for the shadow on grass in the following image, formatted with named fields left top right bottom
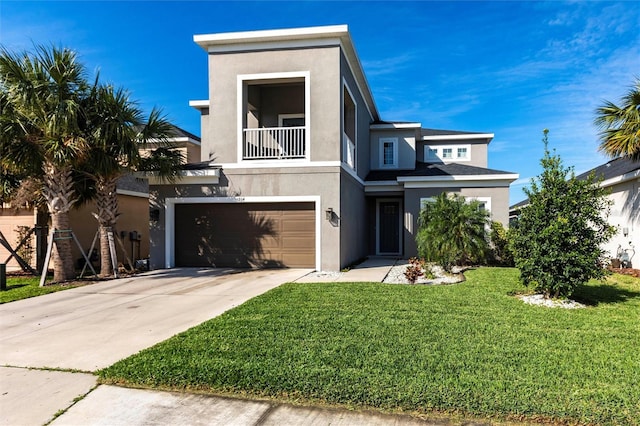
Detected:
left=572, top=283, right=640, bottom=306
left=5, top=284, right=28, bottom=291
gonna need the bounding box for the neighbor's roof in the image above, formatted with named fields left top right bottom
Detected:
left=575, top=156, right=639, bottom=182
left=366, top=162, right=517, bottom=182
left=509, top=156, right=640, bottom=210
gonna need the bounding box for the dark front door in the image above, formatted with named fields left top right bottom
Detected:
left=378, top=201, right=401, bottom=254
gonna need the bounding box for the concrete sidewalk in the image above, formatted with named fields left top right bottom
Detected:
left=295, top=257, right=400, bottom=283
left=51, top=385, right=440, bottom=426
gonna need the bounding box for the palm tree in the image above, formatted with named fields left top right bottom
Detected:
left=81, top=84, right=182, bottom=276
left=416, top=192, right=490, bottom=272
left=595, top=78, right=640, bottom=161
left=0, top=46, right=89, bottom=282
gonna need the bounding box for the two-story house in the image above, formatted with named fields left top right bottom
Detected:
left=149, top=25, right=518, bottom=271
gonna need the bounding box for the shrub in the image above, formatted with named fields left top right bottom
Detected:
left=416, top=193, right=490, bottom=272
left=509, top=130, right=615, bottom=298
left=489, top=221, right=513, bottom=266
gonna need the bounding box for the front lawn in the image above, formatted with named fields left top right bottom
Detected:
left=99, top=268, right=640, bottom=425
left=0, top=275, right=81, bottom=304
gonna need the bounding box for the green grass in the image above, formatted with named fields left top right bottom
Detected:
left=0, top=275, right=82, bottom=303
left=99, top=268, right=640, bottom=425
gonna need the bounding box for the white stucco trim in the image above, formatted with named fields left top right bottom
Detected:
left=164, top=195, right=321, bottom=271
left=116, top=189, right=149, bottom=198
left=214, top=161, right=342, bottom=170
left=148, top=169, right=221, bottom=185
left=379, top=137, right=399, bottom=169
left=189, top=100, right=209, bottom=110
left=237, top=71, right=311, bottom=165
left=398, top=174, right=519, bottom=183
left=194, top=25, right=349, bottom=47
left=370, top=123, right=422, bottom=130
left=403, top=180, right=515, bottom=189
left=422, top=133, right=494, bottom=141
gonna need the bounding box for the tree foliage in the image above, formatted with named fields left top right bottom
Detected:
left=594, top=78, right=640, bottom=161
left=416, top=192, right=490, bottom=272
left=0, top=45, right=89, bottom=281
left=509, top=130, right=615, bottom=298
left=489, top=221, right=514, bottom=266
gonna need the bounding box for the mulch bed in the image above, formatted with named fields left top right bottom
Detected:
left=609, top=267, right=640, bottom=278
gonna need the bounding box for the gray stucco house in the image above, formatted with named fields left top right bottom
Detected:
left=149, top=25, right=518, bottom=271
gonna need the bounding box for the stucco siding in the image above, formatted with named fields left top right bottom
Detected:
left=339, top=171, right=368, bottom=268
left=206, top=46, right=342, bottom=164
left=604, top=178, right=639, bottom=260
left=370, top=129, right=416, bottom=170
left=150, top=166, right=343, bottom=271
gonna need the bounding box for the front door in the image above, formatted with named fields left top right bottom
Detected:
left=378, top=200, right=401, bottom=254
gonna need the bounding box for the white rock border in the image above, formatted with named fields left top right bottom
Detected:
left=383, top=263, right=464, bottom=285
left=517, top=294, right=586, bottom=309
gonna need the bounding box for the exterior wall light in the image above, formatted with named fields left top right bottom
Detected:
left=325, top=208, right=334, bottom=221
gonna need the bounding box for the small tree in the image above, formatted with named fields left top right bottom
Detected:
left=416, top=192, right=490, bottom=272
left=510, top=130, right=615, bottom=298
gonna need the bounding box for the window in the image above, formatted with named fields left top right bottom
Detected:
left=380, top=138, right=398, bottom=168
left=278, top=114, right=305, bottom=127
left=426, top=148, right=439, bottom=161
left=424, top=144, right=471, bottom=162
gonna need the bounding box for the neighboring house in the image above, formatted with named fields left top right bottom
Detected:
left=149, top=25, right=518, bottom=271
left=0, top=127, right=200, bottom=272
left=509, top=156, right=639, bottom=265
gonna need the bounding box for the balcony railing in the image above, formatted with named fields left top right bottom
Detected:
left=243, top=127, right=306, bottom=160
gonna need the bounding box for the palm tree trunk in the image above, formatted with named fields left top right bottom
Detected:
left=95, top=176, right=119, bottom=277
left=41, top=161, right=77, bottom=282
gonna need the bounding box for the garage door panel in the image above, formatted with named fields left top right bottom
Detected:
left=175, top=202, right=315, bottom=268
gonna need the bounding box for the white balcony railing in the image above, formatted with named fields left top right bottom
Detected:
left=243, top=127, right=306, bottom=160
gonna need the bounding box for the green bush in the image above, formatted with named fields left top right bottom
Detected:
left=489, top=221, right=513, bottom=266
left=509, top=130, right=615, bottom=298
left=416, top=192, right=490, bottom=272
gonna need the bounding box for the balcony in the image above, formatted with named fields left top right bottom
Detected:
left=243, top=126, right=306, bottom=160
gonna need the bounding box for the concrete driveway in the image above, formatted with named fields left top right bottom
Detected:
left=0, top=267, right=310, bottom=425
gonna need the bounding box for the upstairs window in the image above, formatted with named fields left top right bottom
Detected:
left=424, top=144, right=471, bottom=163
left=380, top=137, right=398, bottom=168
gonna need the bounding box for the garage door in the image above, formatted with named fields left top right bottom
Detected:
left=174, top=202, right=315, bottom=268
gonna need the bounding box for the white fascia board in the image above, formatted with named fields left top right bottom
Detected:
left=148, top=169, right=220, bottom=185
left=370, top=123, right=422, bottom=130
left=145, top=136, right=201, bottom=146
left=599, top=169, right=640, bottom=188
left=422, top=133, right=494, bottom=141
left=398, top=173, right=518, bottom=183
left=116, top=189, right=149, bottom=198
left=189, top=100, right=209, bottom=110
left=403, top=180, right=514, bottom=189
left=194, top=25, right=349, bottom=48
left=217, top=161, right=342, bottom=169
left=207, top=38, right=341, bottom=54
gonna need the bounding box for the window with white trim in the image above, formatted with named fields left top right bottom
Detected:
left=424, top=144, right=471, bottom=162
left=380, top=138, right=398, bottom=168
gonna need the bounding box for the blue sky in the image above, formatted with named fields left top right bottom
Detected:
left=1, top=1, right=638, bottom=204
